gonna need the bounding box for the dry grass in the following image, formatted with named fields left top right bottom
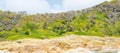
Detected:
left=0, top=34, right=120, bottom=53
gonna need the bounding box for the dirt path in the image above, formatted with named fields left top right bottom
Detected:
left=0, top=35, right=120, bottom=53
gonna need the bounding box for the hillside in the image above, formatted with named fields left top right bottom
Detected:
left=0, top=0, right=120, bottom=53
left=0, top=0, right=120, bottom=40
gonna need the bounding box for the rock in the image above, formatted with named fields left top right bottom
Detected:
left=0, top=50, right=4, bottom=53
left=64, top=48, right=93, bottom=53
left=0, top=50, right=10, bottom=53
left=98, top=49, right=118, bottom=53
left=16, top=41, right=22, bottom=43
left=118, top=51, right=120, bottom=53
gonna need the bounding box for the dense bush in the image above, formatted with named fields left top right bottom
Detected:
left=0, top=0, right=120, bottom=40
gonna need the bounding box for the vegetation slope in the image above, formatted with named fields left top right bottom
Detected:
left=0, top=0, right=120, bottom=40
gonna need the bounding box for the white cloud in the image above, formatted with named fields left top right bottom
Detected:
left=48, top=5, right=63, bottom=13
left=5, top=0, right=50, bottom=14
left=62, top=0, right=110, bottom=11
left=3, top=0, right=111, bottom=14
left=0, top=0, right=4, bottom=10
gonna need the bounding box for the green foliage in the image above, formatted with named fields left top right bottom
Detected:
left=22, top=22, right=38, bottom=31
left=24, top=31, right=30, bottom=35
left=0, top=1, right=120, bottom=41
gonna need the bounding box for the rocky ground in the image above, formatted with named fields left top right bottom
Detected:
left=0, top=34, right=120, bottom=53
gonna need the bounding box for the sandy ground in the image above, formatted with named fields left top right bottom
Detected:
left=0, top=34, right=120, bottom=53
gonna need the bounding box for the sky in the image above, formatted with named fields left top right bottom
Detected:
left=0, top=0, right=111, bottom=14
